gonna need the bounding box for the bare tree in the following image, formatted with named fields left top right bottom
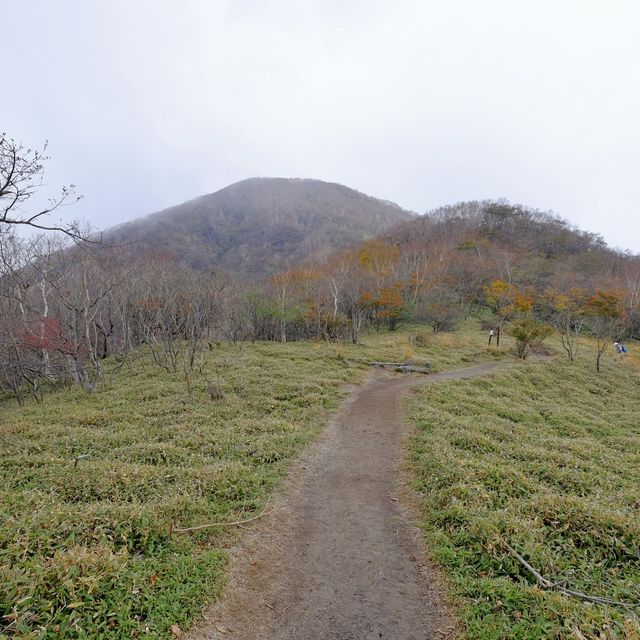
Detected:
left=0, top=134, right=82, bottom=237
left=546, top=288, right=587, bottom=362
left=585, top=290, right=622, bottom=373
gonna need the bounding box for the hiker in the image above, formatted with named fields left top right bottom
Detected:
left=614, top=341, right=628, bottom=354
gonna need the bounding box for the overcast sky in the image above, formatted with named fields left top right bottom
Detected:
left=3, top=1, right=639, bottom=252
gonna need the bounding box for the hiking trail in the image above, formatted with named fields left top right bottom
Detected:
left=187, top=361, right=509, bottom=640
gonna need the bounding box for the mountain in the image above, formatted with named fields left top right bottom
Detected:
left=390, top=199, right=609, bottom=259
left=374, top=199, right=622, bottom=293
left=106, top=178, right=415, bottom=277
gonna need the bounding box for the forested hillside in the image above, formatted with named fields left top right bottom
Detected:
left=1, top=186, right=639, bottom=403
left=254, top=199, right=640, bottom=345
left=105, top=177, right=414, bottom=277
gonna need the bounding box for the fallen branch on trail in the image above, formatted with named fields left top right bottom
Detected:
left=371, top=361, right=432, bottom=374
left=170, top=506, right=282, bottom=536
left=505, top=543, right=639, bottom=610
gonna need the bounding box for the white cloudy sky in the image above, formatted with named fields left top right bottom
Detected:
left=3, top=0, right=639, bottom=251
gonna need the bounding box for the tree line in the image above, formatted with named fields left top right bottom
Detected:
left=2, top=135, right=639, bottom=403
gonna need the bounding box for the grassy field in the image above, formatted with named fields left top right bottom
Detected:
left=9, top=322, right=633, bottom=639
left=0, top=325, right=501, bottom=639
left=406, top=347, right=640, bottom=639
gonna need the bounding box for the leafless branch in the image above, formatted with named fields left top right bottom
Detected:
left=171, top=506, right=282, bottom=535
left=505, top=543, right=639, bottom=610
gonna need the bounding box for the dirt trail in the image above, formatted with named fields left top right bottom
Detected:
left=187, top=361, right=508, bottom=640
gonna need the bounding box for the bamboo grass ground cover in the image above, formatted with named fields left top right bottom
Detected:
left=406, top=351, right=640, bottom=639
left=0, top=325, right=503, bottom=639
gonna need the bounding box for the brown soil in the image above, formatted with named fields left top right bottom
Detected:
left=187, top=361, right=508, bottom=640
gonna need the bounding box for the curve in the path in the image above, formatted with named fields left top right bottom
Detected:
left=188, top=360, right=509, bottom=640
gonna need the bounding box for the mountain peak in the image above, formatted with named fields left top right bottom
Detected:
left=106, top=177, right=414, bottom=276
